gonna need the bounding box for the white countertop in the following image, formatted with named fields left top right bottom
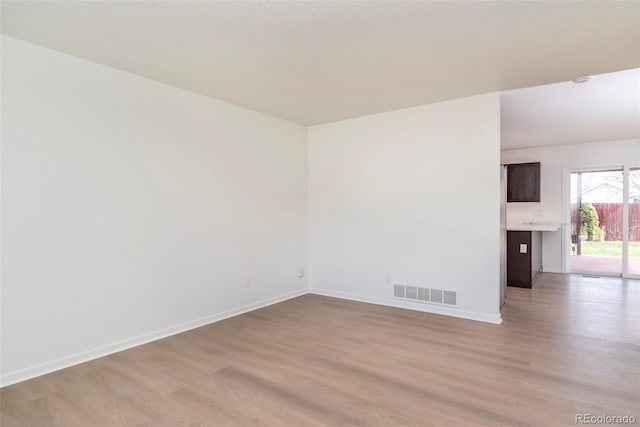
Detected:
left=506, top=222, right=561, bottom=232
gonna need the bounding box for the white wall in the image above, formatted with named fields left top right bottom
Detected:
left=501, top=138, right=640, bottom=272
left=308, top=93, right=502, bottom=323
left=1, top=36, right=308, bottom=385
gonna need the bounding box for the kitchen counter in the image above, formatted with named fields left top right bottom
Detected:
left=506, top=222, right=561, bottom=232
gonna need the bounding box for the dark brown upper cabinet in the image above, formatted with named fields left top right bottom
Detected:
left=507, top=162, right=540, bottom=202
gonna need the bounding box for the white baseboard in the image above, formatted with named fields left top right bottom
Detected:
left=0, top=288, right=308, bottom=388
left=310, top=288, right=502, bottom=325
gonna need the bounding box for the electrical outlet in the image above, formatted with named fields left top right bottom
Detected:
left=385, top=273, right=391, bottom=283
left=244, top=277, right=251, bottom=288
left=298, top=268, right=305, bottom=278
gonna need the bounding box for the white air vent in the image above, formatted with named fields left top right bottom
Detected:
left=430, top=289, right=443, bottom=303
left=394, top=284, right=455, bottom=306
left=394, top=284, right=405, bottom=298
left=443, top=290, right=456, bottom=305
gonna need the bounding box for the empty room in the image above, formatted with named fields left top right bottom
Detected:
left=1, top=1, right=639, bottom=426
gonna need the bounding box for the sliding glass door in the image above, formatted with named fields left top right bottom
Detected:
left=569, top=169, right=623, bottom=275
left=625, top=168, right=640, bottom=277
left=567, top=164, right=640, bottom=278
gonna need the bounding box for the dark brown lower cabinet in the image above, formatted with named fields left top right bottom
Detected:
left=507, top=230, right=542, bottom=288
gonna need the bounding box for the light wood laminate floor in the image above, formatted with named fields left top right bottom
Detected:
left=1, top=273, right=639, bottom=426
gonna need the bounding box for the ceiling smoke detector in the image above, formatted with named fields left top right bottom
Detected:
left=572, top=76, right=593, bottom=84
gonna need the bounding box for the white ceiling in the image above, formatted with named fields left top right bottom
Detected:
left=1, top=1, right=639, bottom=125
left=501, top=68, right=640, bottom=150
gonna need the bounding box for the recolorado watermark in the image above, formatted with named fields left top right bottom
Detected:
left=576, top=413, right=637, bottom=424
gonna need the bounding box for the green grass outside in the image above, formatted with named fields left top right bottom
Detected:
left=577, top=241, right=640, bottom=257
